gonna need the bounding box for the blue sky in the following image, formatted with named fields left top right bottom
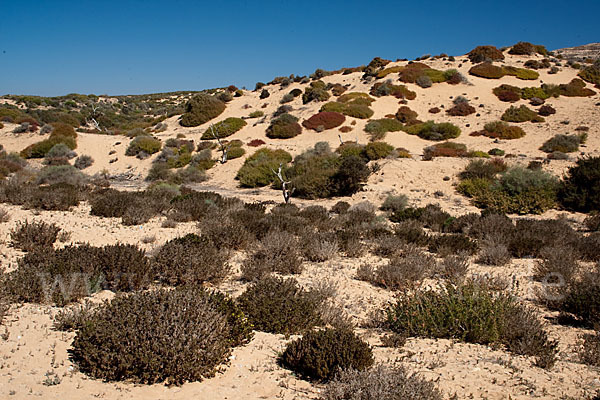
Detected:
left=1, top=0, right=598, bottom=96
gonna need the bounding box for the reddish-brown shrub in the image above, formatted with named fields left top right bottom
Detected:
left=339, top=126, right=353, bottom=133
left=468, top=46, right=505, bottom=63
left=447, top=102, right=476, bottom=116
left=395, top=106, right=419, bottom=124
left=493, top=84, right=522, bottom=102
left=247, top=139, right=265, bottom=147
left=302, top=112, right=345, bottom=131
left=428, top=107, right=441, bottom=114
left=538, top=105, right=556, bottom=116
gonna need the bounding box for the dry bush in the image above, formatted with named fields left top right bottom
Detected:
left=468, top=45, right=505, bottom=63
left=237, top=276, right=323, bottom=335
left=320, top=365, right=442, bottom=400
left=302, top=232, right=339, bottom=262
left=580, top=332, right=600, bottom=367
left=428, top=234, right=478, bottom=256
left=198, top=214, right=253, bottom=251
left=560, top=266, right=600, bottom=328
left=302, top=111, right=345, bottom=131
left=152, top=234, right=230, bottom=285
left=477, top=240, right=511, bottom=266
left=359, top=246, right=436, bottom=290
left=241, top=230, right=302, bottom=281
left=533, top=246, right=579, bottom=285
left=70, top=287, right=252, bottom=385
left=393, top=220, right=430, bottom=246
left=446, top=102, right=476, bottom=116
left=0, top=207, right=10, bottom=222
left=440, top=253, right=470, bottom=282
left=4, top=244, right=151, bottom=305
left=10, top=220, right=61, bottom=252
left=53, top=300, right=98, bottom=331
left=280, top=328, right=374, bottom=381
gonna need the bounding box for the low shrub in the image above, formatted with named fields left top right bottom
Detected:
left=320, top=365, right=442, bottom=400
left=423, top=142, right=467, bottom=158
left=370, top=82, right=416, bottom=100
left=358, top=246, right=436, bottom=290
left=578, top=61, right=600, bottom=85
left=45, top=143, right=76, bottom=160
left=125, top=135, right=161, bottom=157
left=236, top=148, right=292, bottom=187
left=558, top=156, right=600, bottom=212
left=533, top=246, right=579, bottom=284
left=385, top=282, right=556, bottom=368
left=302, top=231, right=339, bottom=262
left=364, top=119, right=403, bottom=140
left=4, top=243, right=151, bottom=305
left=69, top=287, right=252, bottom=385
left=237, top=276, right=322, bottom=335
left=266, top=113, right=302, bottom=139
left=467, top=45, right=505, bottom=63
left=74, top=155, right=93, bottom=169
left=580, top=332, right=600, bottom=366
left=201, top=117, right=246, bottom=139
left=227, top=145, right=245, bottom=159
left=476, top=121, right=526, bottom=139
left=321, top=93, right=375, bottom=119
left=303, top=81, right=331, bottom=104
left=509, top=42, right=547, bottom=55
left=428, top=234, right=478, bottom=256
left=381, top=194, right=408, bottom=214
left=560, top=266, right=600, bottom=328
left=36, top=165, right=88, bottom=186
left=10, top=220, right=61, bottom=252
left=20, top=135, right=77, bottom=159
left=488, top=148, right=505, bottom=156
left=180, top=93, right=226, bottom=127
left=241, top=230, right=302, bottom=281
left=477, top=240, right=511, bottom=266
left=402, top=121, right=461, bottom=141
left=493, top=84, right=522, bottom=102
left=280, top=328, right=374, bottom=381
left=459, top=159, right=507, bottom=181
left=247, top=139, right=265, bottom=147
left=543, top=78, right=596, bottom=97
left=469, top=63, right=539, bottom=80
left=540, top=133, right=586, bottom=153
left=446, top=102, right=475, bottom=116
left=395, top=106, right=419, bottom=124
left=501, top=105, right=544, bottom=123
left=152, top=234, right=230, bottom=286
left=248, top=110, right=264, bottom=118
left=538, top=104, right=556, bottom=116
left=302, top=111, right=345, bottom=131
left=363, top=142, right=394, bottom=160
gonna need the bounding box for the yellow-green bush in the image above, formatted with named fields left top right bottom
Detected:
left=402, top=121, right=460, bottom=141
left=236, top=148, right=292, bottom=187
left=201, top=117, right=246, bottom=139
left=180, top=94, right=226, bottom=127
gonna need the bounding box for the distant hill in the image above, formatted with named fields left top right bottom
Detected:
left=554, top=42, right=600, bottom=61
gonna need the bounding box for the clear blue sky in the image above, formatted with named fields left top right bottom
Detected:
left=1, top=0, right=598, bottom=96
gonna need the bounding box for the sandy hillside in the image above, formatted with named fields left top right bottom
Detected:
left=1, top=47, right=600, bottom=399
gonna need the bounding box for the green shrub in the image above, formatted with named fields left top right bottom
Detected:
left=370, top=82, right=416, bottom=100
left=469, top=63, right=539, bottom=80
left=488, top=148, right=505, bottom=156
left=152, top=234, right=230, bottom=286
left=403, top=121, right=460, bottom=141
left=385, top=282, right=556, bottom=368
left=320, top=365, right=442, bottom=400
left=540, top=134, right=585, bottom=153
left=180, top=93, right=226, bottom=127
left=201, top=117, right=246, bottom=139
left=125, top=135, right=161, bottom=156
left=10, top=220, right=61, bottom=252
left=364, top=119, right=403, bottom=140
left=266, top=113, right=302, bottom=139
left=578, top=61, right=600, bottom=85
left=21, top=135, right=77, bottom=158
left=302, top=111, right=345, bottom=131
left=237, top=276, right=322, bottom=335
left=543, top=78, right=596, bottom=97
left=303, top=81, right=331, bottom=104
left=501, top=105, right=544, bottom=123
left=336, top=142, right=365, bottom=159
left=236, top=148, right=292, bottom=187
left=36, top=165, right=87, bottom=186
left=280, top=328, right=374, bottom=381
left=248, top=110, right=264, bottom=118
left=364, top=141, right=394, bottom=160
left=467, top=46, right=505, bottom=63
left=509, top=42, right=547, bottom=55
left=521, top=86, right=550, bottom=100
left=478, top=121, right=526, bottom=139
left=321, top=96, right=374, bottom=119
left=69, top=287, right=252, bottom=385
left=559, top=156, right=600, bottom=212
left=226, top=145, right=245, bottom=159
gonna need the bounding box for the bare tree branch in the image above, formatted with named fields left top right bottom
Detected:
left=210, top=124, right=228, bottom=164
left=271, top=163, right=294, bottom=204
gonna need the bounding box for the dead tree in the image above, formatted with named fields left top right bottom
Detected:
left=271, top=163, right=294, bottom=204
left=210, top=124, right=228, bottom=164
left=88, top=103, right=102, bottom=131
